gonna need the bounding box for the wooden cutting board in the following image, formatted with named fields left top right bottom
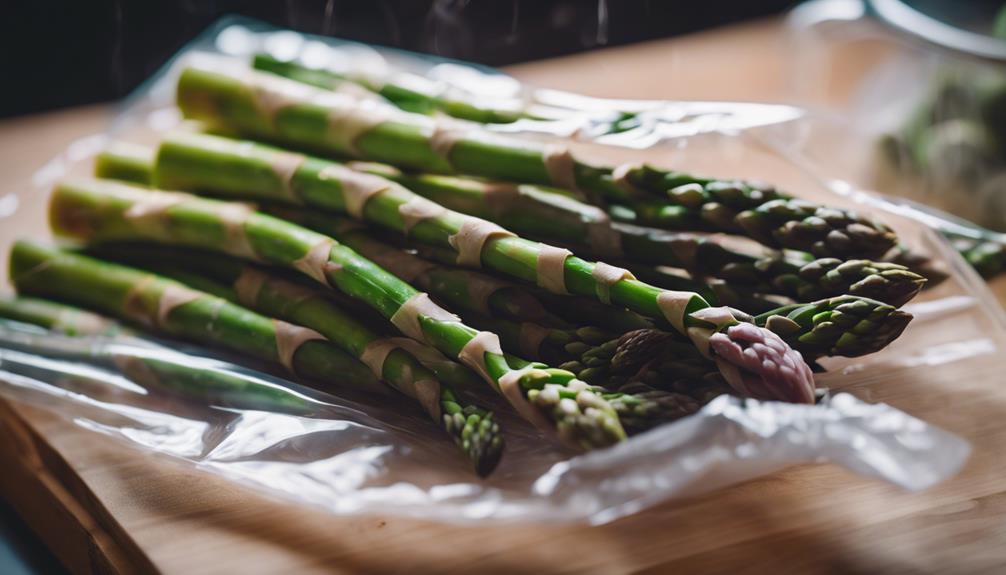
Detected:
left=2, top=18, right=1006, bottom=574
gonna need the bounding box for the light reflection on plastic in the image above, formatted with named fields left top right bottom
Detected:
left=0, top=193, right=18, bottom=219
left=215, top=24, right=256, bottom=56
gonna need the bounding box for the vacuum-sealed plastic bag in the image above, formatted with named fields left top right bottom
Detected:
left=0, top=17, right=989, bottom=524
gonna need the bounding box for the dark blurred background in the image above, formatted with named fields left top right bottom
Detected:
left=1, top=0, right=799, bottom=119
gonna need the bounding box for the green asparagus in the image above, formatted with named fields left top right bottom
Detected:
left=9, top=241, right=383, bottom=395
left=84, top=244, right=503, bottom=475
left=0, top=294, right=123, bottom=336
left=951, top=236, right=1006, bottom=278
left=150, top=132, right=817, bottom=403
left=91, top=241, right=712, bottom=437
left=48, top=178, right=629, bottom=449
left=0, top=316, right=321, bottom=416
left=174, top=63, right=897, bottom=259
left=253, top=53, right=528, bottom=124
left=92, top=144, right=575, bottom=329
left=95, top=142, right=923, bottom=306
left=87, top=243, right=482, bottom=390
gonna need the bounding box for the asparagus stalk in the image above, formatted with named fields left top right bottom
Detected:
left=9, top=241, right=383, bottom=395
left=0, top=294, right=124, bottom=336
left=174, top=63, right=897, bottom=259
left=94, top=142, right=156, bottom=186
left=271, top=206, right=659, bottom=334
left=11, top=243, right=506, bottom=473
left=87, top=232, right=712, bottom=438
left=950, top=236, right=1006, bottom=279
left=48, top=178, right=628, bottom=449
left=86, top=245, right=504, bottom=474
left=253, top=54, right=529, bottom=124
left=95, top=142, right=924, bottom=307
left=344, top=164, right=925, bottom=305
left=150, top=132, right=817, bottom=404
left=96, top=142, right=156, bottom=184
left=258, top=213, right=727, bottom=412
left=87, top=243, right=483, bottom=390
left=93, top=146, right=656, bottom=338
left=0, top=316, right=322, bottom=416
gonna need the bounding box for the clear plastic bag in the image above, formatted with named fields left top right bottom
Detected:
left=787, top=0, right=1006, bottom=233
left=0, top=16, right=988, bottom=525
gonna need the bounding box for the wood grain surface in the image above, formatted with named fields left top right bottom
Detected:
left=1, top=17, right=1005, bottom=574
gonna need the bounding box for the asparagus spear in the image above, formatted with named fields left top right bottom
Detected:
left=150, top=132, right=816, bottom=404
left=86, top=230, right=715, bottom=438
left=10, top=242, right=506, bottom=473
left=9, top=241, right=383, bottom=395
left=91, top=148, right=661, bottom=345
left=174, top=63, right=897, bottom=259
left=343, top=164, right=924, bottom=305
left=258, top=214, right=728, bottom=408
left=95, top=142, right=924, bottom=306
left=87, top=243, right=483, bottom=391
left=253, top=53, right=528, bottom=124
left=951, top=237, right=1006, bottom=279
left=0, top=315, right=322, bottom=416
left=0, top=294, right=123, bottom=336
left=87, top=246, right=505, bottom=474
left=89, top=144, right=826, bottom=411
left=271, top=203, right=813, bottom=399
left=96, top=142, right=156, bottom=184
left=145, top=243, right=704, bottom=436
left=87, top=246, right=694, bottom=435
left=48, top=178, right=628, bottom=449
left=577, top=291, right=911, bottom=364
left=273, top=206, right=659, bottom=334
left=94, top=142, right=156, bottom=186
left=91, top=146, right=905, bottom=363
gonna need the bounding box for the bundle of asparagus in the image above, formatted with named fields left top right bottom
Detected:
left=175, top=63, right=898, bottom=260
left=2, top=59, right=924, bottom=477
left=9, top=242, right=508, bottom=474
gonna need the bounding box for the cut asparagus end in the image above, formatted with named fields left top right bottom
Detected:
left=94, top=142, right=156, bottom=186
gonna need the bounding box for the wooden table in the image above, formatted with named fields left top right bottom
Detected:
left=2, top=17, right=1006, bottom=574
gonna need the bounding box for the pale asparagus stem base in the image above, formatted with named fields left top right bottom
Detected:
left=151, top=132, right=816, bottom=404
left=49, top=178, right=627, bottom=449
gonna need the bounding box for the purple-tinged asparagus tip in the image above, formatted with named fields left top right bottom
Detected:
left=708, top=322, right=816, bottom=404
